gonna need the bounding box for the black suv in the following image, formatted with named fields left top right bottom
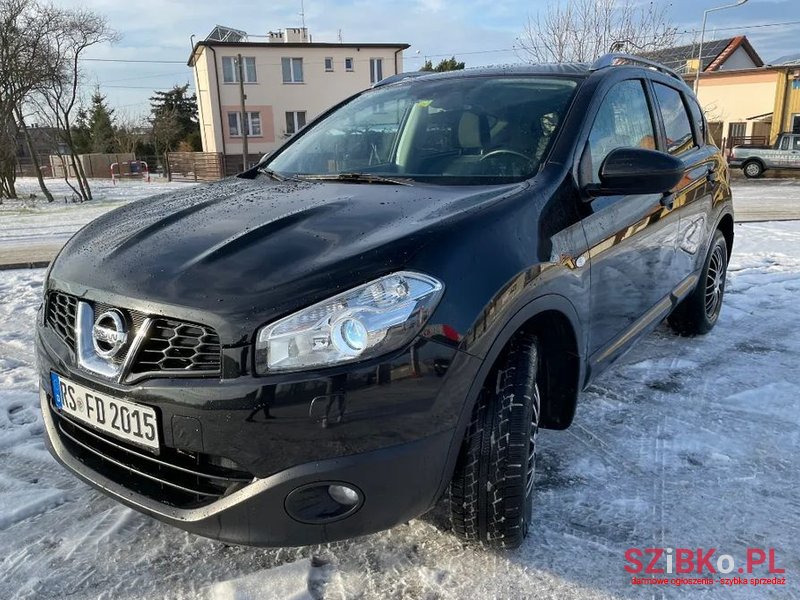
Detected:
left=37, top=54, right=732, bottom=549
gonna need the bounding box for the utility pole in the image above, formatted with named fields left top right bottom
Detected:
left=237, top=53, right=249, bottom=170
left=694, top=0, right=749, bottom=94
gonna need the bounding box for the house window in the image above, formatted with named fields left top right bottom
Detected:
left=285, top=111, right=307, bottom=135
left=228, top=111, right=262, bottom=137
left=728, top=122, right=747, bottom=145
left=324, top=57, right=334, bottom=72
left=792, top=114, right=800, bottom=134
left=345, top=57, right=354, bottom=72
left=281, top=57, right=304, bottom=83
left=222, top=56, right=257, bottom=83
left=369, top=58, right=383, bottom=84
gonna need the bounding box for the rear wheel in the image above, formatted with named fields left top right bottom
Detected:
left=742, top=160, right=763, bottom=179
left=668, top=229, right=728, bottom=335
left=449, top=335, right=540, bottom=549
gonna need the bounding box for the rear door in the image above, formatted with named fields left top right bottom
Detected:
left=651, top=80, right=722, bottom=288
left=578, top=76, right=681, bottom=367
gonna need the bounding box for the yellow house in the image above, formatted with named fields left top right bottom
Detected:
left=692, top=66, right=800, bottom=149
left=188, top=26, right=408, bottom=173
left=771, top=67, right=800, bottom=139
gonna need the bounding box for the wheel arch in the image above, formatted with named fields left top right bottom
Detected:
left=716, top=211, right=734, bottom=258
left=433, top=294, right=585, bottom=504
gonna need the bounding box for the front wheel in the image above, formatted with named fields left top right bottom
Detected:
left=449, top=335, right=540, bottom=549
left=668, top=229, right=728, bottom=335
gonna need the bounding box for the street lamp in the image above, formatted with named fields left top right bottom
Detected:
left=694, top=0, right=749, bottom=93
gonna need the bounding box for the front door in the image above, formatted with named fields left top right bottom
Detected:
left=579, top=78, right=681, bottom=369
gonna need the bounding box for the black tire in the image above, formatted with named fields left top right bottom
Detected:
left=668, top=229, right=728, bottom=336
left=450, top=334, right=540, bottom=549
left=742, top=160, right=763, bottom=179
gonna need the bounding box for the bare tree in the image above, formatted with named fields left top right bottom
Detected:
left=114, top=111, right=149, bottom=154
left=37, top=7, right=117, bottom=201
left=518, top=0, right=678, bottom=64
left=0, top=0, right=59, bottom=200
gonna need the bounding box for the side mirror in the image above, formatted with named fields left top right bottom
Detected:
left=585, top=147, right=685, bottom=197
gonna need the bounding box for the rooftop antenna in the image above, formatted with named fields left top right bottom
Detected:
left=338, top=28, right=342, bottom=43
left=300, top=0, right=306, bottom=29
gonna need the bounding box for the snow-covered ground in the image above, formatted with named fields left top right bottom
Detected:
left=0, top=178, right=197, bottom=247
left=0, top=220, right=798, bottom=599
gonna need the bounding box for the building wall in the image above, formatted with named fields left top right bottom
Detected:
left=193, top=44, right=405, bottom=159
left=696, top=70, right=779, bottom=143
left=717, top=46, right=758, bottom=71
left=771, top=70, right=800, bottom=139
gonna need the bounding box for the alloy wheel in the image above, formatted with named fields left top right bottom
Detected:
left=704, top=245, right=726, bottom=319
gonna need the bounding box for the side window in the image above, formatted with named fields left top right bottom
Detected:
left=587, top=79, right=655, bottom=183
left=793, top=137, right=800, bottom=151
left=653, top=83, right=695, bottom=155
left=780, top=136, right=790, bottom=150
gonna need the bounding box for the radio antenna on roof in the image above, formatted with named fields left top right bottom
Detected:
left=300, top=0, right=306, bottom=29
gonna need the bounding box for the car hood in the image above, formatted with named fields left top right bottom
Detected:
left=49, top=174, right=526, bottom=343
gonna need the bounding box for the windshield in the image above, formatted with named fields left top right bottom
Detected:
left=267, top=76, right=578, bottom=185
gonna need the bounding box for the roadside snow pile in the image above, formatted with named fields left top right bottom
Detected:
left=0, top=221, right=798, bottom=599
left=0, top=177, right=198, bottom=245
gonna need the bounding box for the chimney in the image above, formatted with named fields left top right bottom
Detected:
left=283, top=27, right=309, bottom=43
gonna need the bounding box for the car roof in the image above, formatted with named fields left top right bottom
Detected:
left=374, top=54, right=686, bottom=90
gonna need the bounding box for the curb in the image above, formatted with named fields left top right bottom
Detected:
left=0, top=260, right=51, bottom=271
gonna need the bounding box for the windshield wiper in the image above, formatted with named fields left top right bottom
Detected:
left=258, top=167, right=302, bottom=182
left=299, top=172, right=413, bottom=186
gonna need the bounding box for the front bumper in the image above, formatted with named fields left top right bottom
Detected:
left=41, top=388, right=454, bottom=546
left=37, top=321, right=481, bottom=545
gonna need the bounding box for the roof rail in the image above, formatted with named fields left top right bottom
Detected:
left=590, top=53, right=684, bottom=83
left=372, top=71, right=433, bottom=88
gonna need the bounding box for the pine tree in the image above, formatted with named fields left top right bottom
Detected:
left=420, top=56, right=466, bottom=72
left=86, top=91, right=116, bottom=153
left=150, top=84, right=201, bottom=152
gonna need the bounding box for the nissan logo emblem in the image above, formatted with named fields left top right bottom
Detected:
left=92, top=310, right=128, bottom=359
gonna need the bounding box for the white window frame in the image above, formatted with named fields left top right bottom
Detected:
left=345, top=57, right=354, bottom=72
left=281, top=57, right=304, bottom=83
left=222, top=56, right=257, bottom=84
left=369, top=58, right=383, bottom=84
left=324, top=57, right=334, bottom=72
left=228, top=111, right=262, bottom=137
left=285, top=111, right=307, bottom=135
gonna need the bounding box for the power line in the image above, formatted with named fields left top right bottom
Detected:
left=80, top=58, right=186, bottom=64
left=75, top=19, right=800, bottom=68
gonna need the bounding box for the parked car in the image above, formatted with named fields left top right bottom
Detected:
left=729, top=132, right=800, bottom=178
left=37, top=54, right=733, bottom=550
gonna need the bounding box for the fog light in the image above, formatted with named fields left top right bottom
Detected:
left=285, top=482, right=364, bottom=524
left=328, top=484, right=360, bottom=506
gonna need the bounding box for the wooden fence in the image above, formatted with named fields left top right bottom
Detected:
left=165, top=152, right=225, bottom=182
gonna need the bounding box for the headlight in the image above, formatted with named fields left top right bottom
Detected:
left=255, top=271, right=444, bottom=373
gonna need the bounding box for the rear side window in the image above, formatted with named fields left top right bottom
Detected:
left=587, top=79, right=656, bottom=183
left=653, top=83, right=695, bottom=155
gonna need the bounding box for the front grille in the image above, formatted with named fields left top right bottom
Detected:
left=131, top=318, right=222, bottom=375
left=51, top=404, right=253, bottom=509
left=46, top=292, right=77, bottom=350
left=44, top=291, right=222, bottom=380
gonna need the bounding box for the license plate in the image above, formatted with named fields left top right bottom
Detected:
left=50, top=373, right=160, bottom=451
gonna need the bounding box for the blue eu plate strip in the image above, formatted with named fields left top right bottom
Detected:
left=50, top=372, right=63, bottom=409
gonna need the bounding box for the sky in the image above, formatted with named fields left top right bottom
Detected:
left=43, top=0, right=800, bottom=119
